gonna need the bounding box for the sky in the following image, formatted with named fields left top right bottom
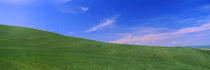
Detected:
left=0, top=0, right=210, bottom=46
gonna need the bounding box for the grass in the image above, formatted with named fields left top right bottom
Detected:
left=0, top=24, right=210, bottom=70
left=200, top=49, right=210, bottom=50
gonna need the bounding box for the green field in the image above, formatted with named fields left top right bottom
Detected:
left=0, top=25, right=210, bottom=70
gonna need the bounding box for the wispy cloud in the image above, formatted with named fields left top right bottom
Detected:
left=86, top=16, right=119, bottom=32
left=69, top=32, right=75, bottom=35
left=112, top=21, right=210, bottom=46
left=173, top=23, right=210, bottom=34
left=79, top=6, right=89, bottom=12
left=56, top=2, right=90, bottom=14
left=111, top=5, right=210, bottom=46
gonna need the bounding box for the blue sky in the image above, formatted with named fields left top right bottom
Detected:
left=0, top=0, right=210, bottom=46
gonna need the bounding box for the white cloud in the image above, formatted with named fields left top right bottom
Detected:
left=112, top=22, right=210, bottom=46
left=112, top=8, right=210, bottom=46
left=79, top=6, right=89, bottom=12
left=57, top=5, right=89, bottom=14
left=86, top=16, right=119, bottom=32
left=173, top=23, right=210, bottom=34
left=56, top=2, right=90, bottom=14
left=69, top=32, right=75, bottom=35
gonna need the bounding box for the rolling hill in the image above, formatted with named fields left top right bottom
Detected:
left=0, top=24, right=210, bottom=70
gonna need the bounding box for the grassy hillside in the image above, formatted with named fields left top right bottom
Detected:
left=0, top=25, right=210, bottom=70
